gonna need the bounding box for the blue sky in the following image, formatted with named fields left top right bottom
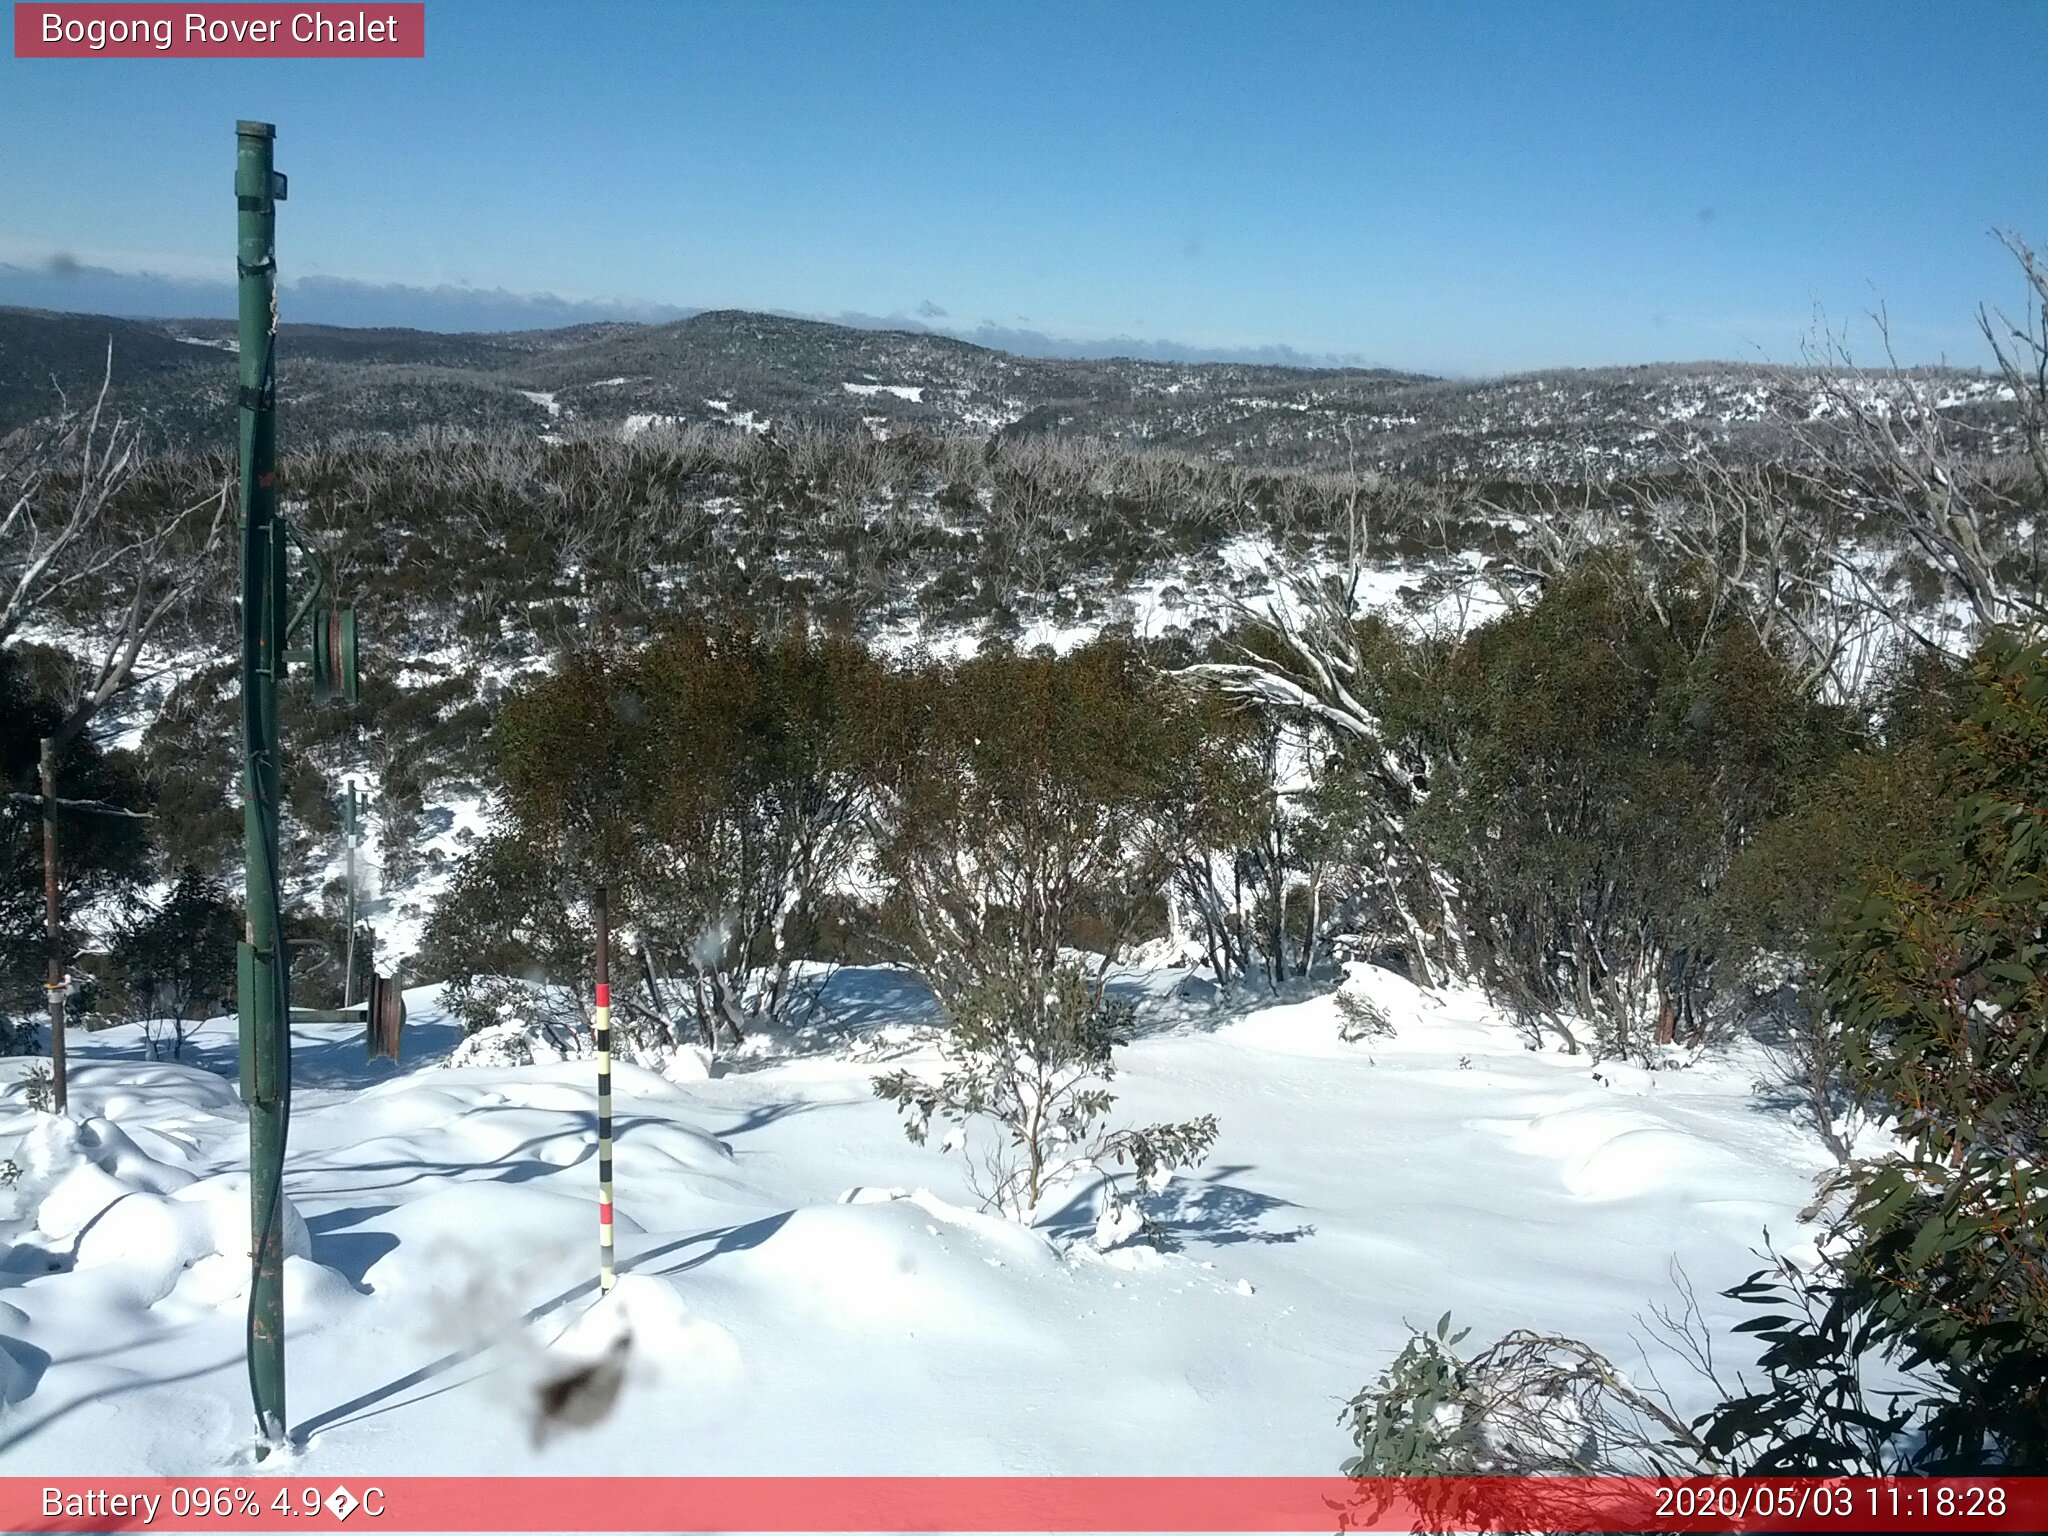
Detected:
left=2, top=0, right=2043, bottom=374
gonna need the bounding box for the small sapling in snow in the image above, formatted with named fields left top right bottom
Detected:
left=875, top=960, right=1218, bottom=1244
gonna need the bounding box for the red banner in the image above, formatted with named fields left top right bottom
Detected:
left=7, top=1476, right=2045, bottom=1533
left=13, top=4, right=424, bottom=58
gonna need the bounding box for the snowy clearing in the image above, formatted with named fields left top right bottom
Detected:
left=0, top=964, right=1830, bottom=1476
left=842, top=382, right=925, bottom=403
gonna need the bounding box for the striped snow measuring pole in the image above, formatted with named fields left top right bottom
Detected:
left=594, top=884, right=617, bottom=1295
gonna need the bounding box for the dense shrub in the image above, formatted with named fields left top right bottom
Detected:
left=872, top=637, right=1180, bottom=994
left=1415, top=554, right=1853, bottom=1054
left=426, top=619, right=887, bottom=1052
left=109, top=867, right=238, bottom=1059
left=1802, top=629, right=2048, bottom=1466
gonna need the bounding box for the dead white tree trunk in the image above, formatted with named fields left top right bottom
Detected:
left=1180, top=556, right=1460, bottom=986
left=2, top=346, right=230, bottom=1109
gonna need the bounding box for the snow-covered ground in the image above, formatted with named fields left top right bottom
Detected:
left=842, top=382, right=925, bottom=403
left=0, top=964, right=1833, bottom=1476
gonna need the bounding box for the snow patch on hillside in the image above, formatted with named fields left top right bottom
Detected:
left=842, top=382, right=925, bottom=403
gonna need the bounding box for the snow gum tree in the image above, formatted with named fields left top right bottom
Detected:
left=2, top=363, right=227, bottom=1095
left=1147, top=670, right=1372, bottom=991
left=872, top=639, right=1173, bottom=1003
left=1686, top=630, right=2048, bottom=1472
left=422, top=643, right=638, bottom=1050
left=1147, top=681, right=1279, bottom=988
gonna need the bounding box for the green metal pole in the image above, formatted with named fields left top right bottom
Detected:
left=235, top=118, right=290, bottom=1454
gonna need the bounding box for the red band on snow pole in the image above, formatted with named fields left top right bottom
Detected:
left=595, top=982, right=610, bottom=1008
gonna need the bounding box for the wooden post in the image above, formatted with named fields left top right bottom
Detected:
left=40, top=737, right=66, bottom=1116
left=342, top=783, right=358, bottom=1011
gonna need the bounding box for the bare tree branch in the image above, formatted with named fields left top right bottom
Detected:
left=1, top=344, right=233, bottom=744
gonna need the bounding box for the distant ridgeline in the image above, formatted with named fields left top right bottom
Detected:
left=0, top=304, right=2022, bottom=479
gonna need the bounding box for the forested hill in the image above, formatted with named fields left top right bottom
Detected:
left=0, top=303, right=2019, bottom=478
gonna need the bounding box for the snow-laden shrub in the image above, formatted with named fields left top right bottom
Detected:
left=874, top=959, right=1217, bottom=1241
left=439, top=975, right=588, bottom=1068
left=1341, top=1312, right=1713, bottom=1484
left=446, top=1020, right=569, bottom=1070
left=441, top=981, right=713, bottom=1079
left=1334, top=988, right=1394, bottom=1045
left=442, top=973, right=526, bottom=1035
